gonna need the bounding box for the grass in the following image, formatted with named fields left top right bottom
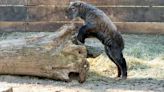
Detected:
left=0, top=32, right=51, bottom=41
left=123, top=34, right=164, bottom=60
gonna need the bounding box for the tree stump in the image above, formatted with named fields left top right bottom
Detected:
left=0, top=24, right=89, bottom=83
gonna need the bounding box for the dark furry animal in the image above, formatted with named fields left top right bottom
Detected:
left=66, top=1, right=127, bottom=79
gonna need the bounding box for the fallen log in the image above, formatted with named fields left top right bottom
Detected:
left=0, top=24, right=89, bottom=83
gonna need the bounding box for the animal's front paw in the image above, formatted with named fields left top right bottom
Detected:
left=72, top=35, right=84, bottom=45
left=71, top=35, right=78, bottom=44
left=77, top=35, right=85, bottom=44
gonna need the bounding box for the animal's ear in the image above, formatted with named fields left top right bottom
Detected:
left=75, top=1, right=82, bottom=6
left=70, top=1, right=82, bottom=7
left=69, top=2, right=75, bottom=7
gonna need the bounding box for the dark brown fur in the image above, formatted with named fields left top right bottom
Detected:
left=66, top=1, right=127, bottom=79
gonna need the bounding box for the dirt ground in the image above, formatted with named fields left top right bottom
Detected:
left=0, top=34, right=164, bottom=92
left=0, top=75, right=164, bottom=92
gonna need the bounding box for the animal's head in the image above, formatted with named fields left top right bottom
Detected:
left=65, top=1, right=85, bottom=20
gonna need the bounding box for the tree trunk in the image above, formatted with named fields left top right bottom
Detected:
left=0, top=24, right=89, bottom=83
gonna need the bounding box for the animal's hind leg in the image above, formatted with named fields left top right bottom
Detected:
left=119, top=53, right=127, bottom=79
left=105, top=47, right=121, bottom=78
left=105, top=46, right=127, bottom=79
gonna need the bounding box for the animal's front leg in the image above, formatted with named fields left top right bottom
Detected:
left=77, top=25, right=89, bottom=43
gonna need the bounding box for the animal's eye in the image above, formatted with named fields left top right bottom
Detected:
left=71, top=7, right=76, bottom=12
left=71, top=7, right=75, bottom=10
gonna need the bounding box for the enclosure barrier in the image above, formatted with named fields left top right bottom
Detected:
left=0, top=0, right=164, bottom=34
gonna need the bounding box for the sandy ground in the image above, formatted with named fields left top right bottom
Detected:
left=0, top=75, right=164, bottom=92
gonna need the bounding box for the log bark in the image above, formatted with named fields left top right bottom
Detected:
left=0, top=24, right=89, bottom=83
